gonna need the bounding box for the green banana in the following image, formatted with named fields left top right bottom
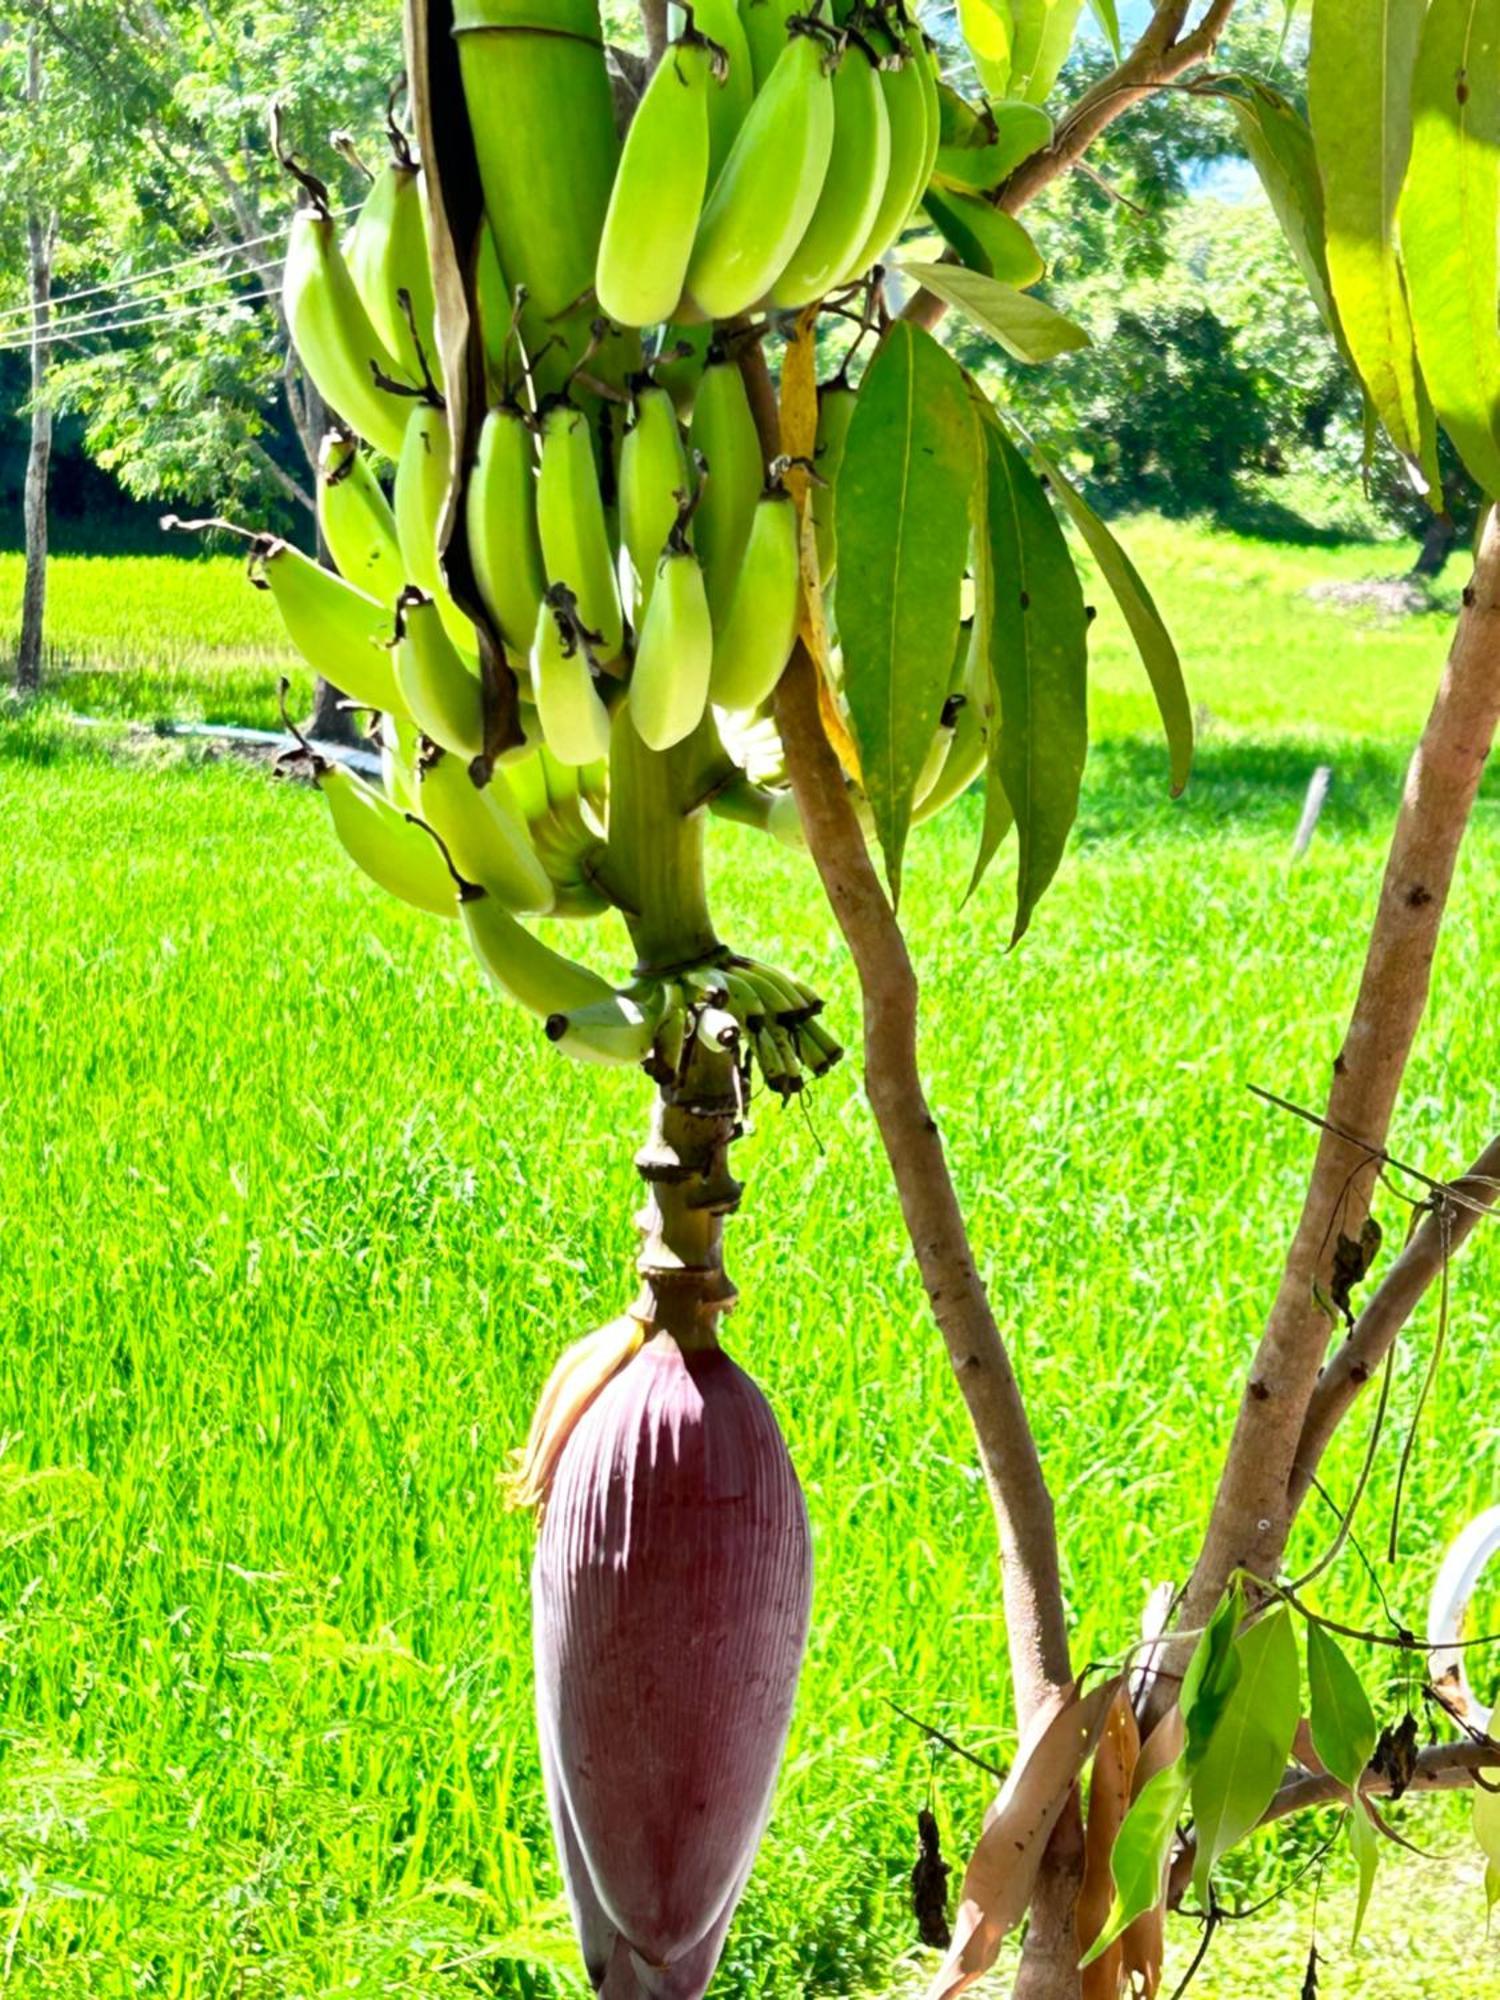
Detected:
left=381, top=711, right=422, bottom=810
left=318, top=431, right=405, bottom=608
left=392, top=589, right=486, bottom=758
left=320, top=760, right=457, bottom=917
left=620, top=383, right=693, bottom=623
left=630, top=504, right=714, bottom=751
left=474, top=222, right=517, bottom=406
left=655, top=322, right=713, bottom=417
left=689, top=355, right=764, bottom=623
left=597, top=29, right=724, bottom=329
left=536, top=399, right=624, bottom=663
left=546, top=985, right=670, bottom=1066
left=671, top=0, right=754, bottom=175
left=394, top=402, right=478, bottom=658
left=344, top=146, right=441, bottom=391
left=811, top=376, right=857, bottom=585
left=709, top=485, right=800, bottom=711
left=532, top=586, right=615, bottom=767
left=907, top=24, right=942, bottom=208
left=453, top=0, right=622, bottom=386
left=738, top=0, right=799, bottom=87
left=797, top=1013, right=845, bottom=1075
left=841, top=20, right=928, bottom=279
left=684, top=25, right=837, bottom=321
left=283, top=200, right=414, bottom=461
left=257, top=539, right=405, bottom=715
left=468, top=401, right=548, bottom=658
left=461, top=884, right=619, bottom=1019
left=416, top=746, right=554, bottom=913
left=769, top=38, right=890, bottom=307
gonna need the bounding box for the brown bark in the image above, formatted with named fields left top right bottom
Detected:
left=1167, top=506, right=1500, bottom=1674
left=17, top=26, right=55, bottom=697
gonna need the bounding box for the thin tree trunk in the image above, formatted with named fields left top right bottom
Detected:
left=17, top=29, right=55, bottom=697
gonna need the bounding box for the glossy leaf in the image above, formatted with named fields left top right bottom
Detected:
left=1083, top=1585, right=1243, bottom=1964
left=1010, top=0, right=1085, bottom=103
left=1228, top=82, right=1339, bottom=341
left=1306, top=1620, right=1377, bottom=1790
left=1474, top=1780, right=1500, bottom=1911
left=1308, top=0, right=1436, bottom=484
left=1189, top=1607, right=1300, bottom=1900
left=836, top=324, right=978, bottom=897
left=969, top=404, right=1088, bottom=937
left=1348, top=1798, right=1380, bottom=1944
left=923, top=190, right=1045, bottom=285
left=1024, top=442, right=1192, bottom=794
left=1400, top=0, right=1500, bottom=496
left=901, top=261, right=1090, bottom=363
left=957, top=0, right=1015, bottom=98
left=933, top=100, right=1054, bottom=192
left=1086, top=0, right=1121, bottom=55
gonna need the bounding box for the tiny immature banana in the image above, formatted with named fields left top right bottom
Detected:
left=392, top=588, right=487, bottom=759
left=684, top=23, right=837, bottom=321
left=532, top=585, right=615, bottom=767
left=468, top=400, right=548, bottom=657
left=318, top=430, right=404, bottom=607
left=596, top=25, right=727, bottom=329
left=630, top=496, right=714, bottom=751
left=709, top=482, right=801, bottom=712
left=536, top=397, right=625, bottom=663
left=546, top=986, right=670, bottom=1066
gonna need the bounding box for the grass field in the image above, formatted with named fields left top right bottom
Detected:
left=2, top=517, right=1499, bottom=1998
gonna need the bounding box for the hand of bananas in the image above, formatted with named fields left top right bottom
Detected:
left=249, top=0, right=1024, bottom=1099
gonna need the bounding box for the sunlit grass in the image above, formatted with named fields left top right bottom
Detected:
left=1, top=521, right=1498, bottom=1995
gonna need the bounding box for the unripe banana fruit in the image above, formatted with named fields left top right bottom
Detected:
left=630, top=505, right=714, bottom=751
left=394, top=402, right=478, bottom=659
left=841, top=26, right=927, bottom=280
left=769, top=37, right=890, bottom=307
left=319, top=759, right=457, bottom=917
left=689, top=356, right=763, bottom=623
left=620, top=383, right=693, bottom=623
left=684, top=26, right=836, bottom=321
left=738, top=0, right=799, bottom=87
left=596, top=29, right=725, bottom=330
left=462, top=885, right=618, bottom=1019
left=392, top=589, right=486, bottom=759
left=468, top=402, right=548, bottom=657
left=283, top=202, right=413, bottom=462
left=416, top=747, right=554, bottom=914
left=532, top=586, right=615, bottom=767
left=258, top=539, right=405, bottom=717
left=671, top=0, right=754, bottom=174
left=344, top=151, right=441, bottom=392
left=536, top=399, right=625, bottom=664
left=811, top=376, right=857, bottom=586
left=318, top=431, right=405, bottom=607
left=710, top=487, right=801, bottom=711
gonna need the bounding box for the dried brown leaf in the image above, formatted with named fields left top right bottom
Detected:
left=922, top=1678, right=1121, bottom=2000
left=1119, top=1707, right=1184, bottom=1999
left=1079, top=1688, right=1141, bottom=2000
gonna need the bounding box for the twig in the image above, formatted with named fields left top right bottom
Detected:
left=885, top=1698, right=1008, bottom=1781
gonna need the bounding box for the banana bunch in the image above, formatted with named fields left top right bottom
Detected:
left=594, top=3, right=942, bottom=328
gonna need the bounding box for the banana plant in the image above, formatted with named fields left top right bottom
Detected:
left=211, top=0, right=1194, bottom=1991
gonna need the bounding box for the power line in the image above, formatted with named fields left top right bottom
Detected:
left=0, top=285, right=281, bottom=358
left=0, top=267, right=280, bottom=346
left=0, top=207, right=355, bottom=334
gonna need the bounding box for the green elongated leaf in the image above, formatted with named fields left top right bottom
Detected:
left=1189, top=1607, right=1301, bottom=1901
left=969, top=404, right=1088, bottom=936
left=933, top=101, right=1054, bottom=194
left=1400, top=0, right=1500, bottom=496
left=836, top=324, right=979, bottom=898
left=1023, top=442, right=1191, bottom=794
left=1228, top=83, right=1339, bottom=341
left=923, top=190, right=1044, bottom=285
left=958, top=0, right=1016, bottom=98
left=1306, top=1621, right=1377, bottom=1790
left=1082, top=1583, right=1245, bottom=1966
left=1348, top=1798, right=1380, bottom=1944
left=1010, top=0, right=1085, bottom=102
left=1308, top=0, right=1436, bottom=484
left=1474, top=1781, right=1500, bottom=1912
left=1086, top=0, right=1121, bottom=54
left=900, top=261, right=1090, bottom=362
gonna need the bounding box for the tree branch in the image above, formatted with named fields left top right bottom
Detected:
left=1289, top=1134, right=1500, bottom=1512
left=1158, top=506, right=1500, bottom=1698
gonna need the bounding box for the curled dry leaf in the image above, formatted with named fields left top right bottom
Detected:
left=1078, top=1687, right=1141, bottom=2000
left=1120, top=1705, right=1184, bottom=2000
left=922, top=1677, right=1121, bottom=2000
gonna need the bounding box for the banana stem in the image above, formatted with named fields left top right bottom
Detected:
left=606, top=707, right=724, bottom=973
left=634, top=1016, right=744, bottom=1348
